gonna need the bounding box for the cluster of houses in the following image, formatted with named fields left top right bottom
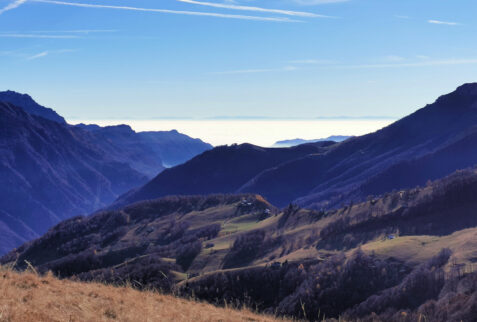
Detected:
left=240, top=199, right=253, bottom=207
left=240, top=198, right=272, bottom=218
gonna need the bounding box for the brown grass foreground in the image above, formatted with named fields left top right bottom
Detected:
left=0, top=267, right=287, bottom=322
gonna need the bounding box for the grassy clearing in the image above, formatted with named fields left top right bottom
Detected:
left=221, top=221, right=258, bottom=234
left=359, top=227, right=477, bottom=268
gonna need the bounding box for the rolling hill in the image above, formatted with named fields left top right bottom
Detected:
left=113, top=141, right=335, bottom=208
left=6, top=167, right=477, bottom=320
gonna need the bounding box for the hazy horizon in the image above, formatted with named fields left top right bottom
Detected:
left=69, top=118, right=395, bottom=146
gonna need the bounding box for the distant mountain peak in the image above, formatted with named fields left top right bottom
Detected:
left=273, top=135, right=351, bottom=148
left=417, top=82, right=477, bottom=115
left=3, top=90, right=32, bottom=98
left=455, top=82, right=477, bottom=96
left=436, top=82, right=477, bottom=102
left=0, top=90, right=66, bottom=124
left=102, top=124, right=135, bottom=133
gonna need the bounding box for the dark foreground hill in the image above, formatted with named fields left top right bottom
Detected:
left=6, top=168, right=477, bottom=320
left=117, top=83, right=477, bottom=209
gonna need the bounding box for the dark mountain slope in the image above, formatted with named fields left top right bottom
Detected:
left=0, top=102, right=148, bottom=254
left=356, top=129, right=477, bottom=199
left=243, top=83, right=477, bottom=207
left=113, top=141, right=336, bottom=208
left=0, top=210, right=38, bottom=256
left=0, top=90, right=66, bottom=124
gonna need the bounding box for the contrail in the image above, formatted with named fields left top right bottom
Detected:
left=33, top=0, right=302, bottom=22
left=0, top=0, right=27, bottom=15
left=177, top=0, right=331, bottom=18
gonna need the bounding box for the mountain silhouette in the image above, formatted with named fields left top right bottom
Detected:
left=0, top=91, right=66, bottom=124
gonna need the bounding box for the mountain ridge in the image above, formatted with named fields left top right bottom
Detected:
left=0, top=90, right=66, bottom=124
left=112, top=82, right=477, bottom=209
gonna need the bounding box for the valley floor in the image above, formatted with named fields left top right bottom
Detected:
left=0, top=267, right=284, bottom=322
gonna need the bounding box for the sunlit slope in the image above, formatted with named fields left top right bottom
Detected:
left=0, top=268, right=284, bottom=322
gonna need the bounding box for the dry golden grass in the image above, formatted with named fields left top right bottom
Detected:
left=0, top=267, right=287, bottom=322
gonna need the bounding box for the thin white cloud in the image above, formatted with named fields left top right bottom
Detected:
left=0, top=49, right=20, bottom=56
left=27, top=51, right=49, bottom=60
left=395, top=15, right=410, bottom=19
left=177, top=0, right=331, bottom=18
left=212, top=66, right=297, bottom=75
left=33, top=0, right=301, bottom=22
left=0, top=48, right=75, bottom=60
left=0, top=0, right=27, bottom=15
left=336, top=58, right=477, bottom=69
left=428, top=19, right=460, bottom=26
left=293, top=0, right=349, bottom=5
left=32, top=29, right=118, bottom=34
left=27, top=49, right=75, bottom=60
left=0, top=33, right=79, bottom=38
left=214, top=58, right=477, bottom=75
left=289, top=59, right=334, bottom=64
left=416, top=55, right=430, bottom=60
left=384, top=55, right=405, bottom=62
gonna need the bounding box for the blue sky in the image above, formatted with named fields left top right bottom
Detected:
left=0, top=0, right=476, bottom=119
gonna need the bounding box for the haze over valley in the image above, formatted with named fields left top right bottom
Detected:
left=69, top=118, right=391, bottom=147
